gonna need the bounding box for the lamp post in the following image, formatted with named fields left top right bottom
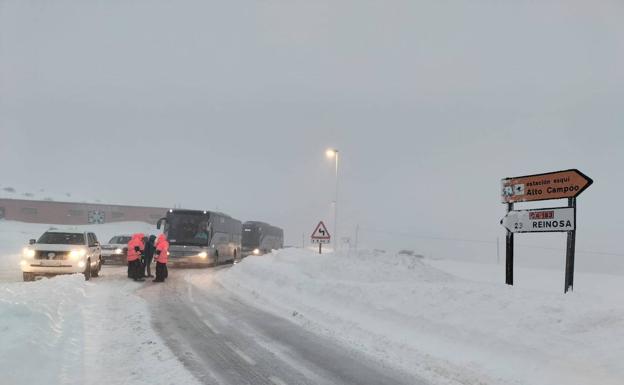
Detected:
left=325, top=148, right=339, bottom=250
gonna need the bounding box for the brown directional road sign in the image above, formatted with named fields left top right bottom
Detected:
left=501, top=169, right=593, bottom=203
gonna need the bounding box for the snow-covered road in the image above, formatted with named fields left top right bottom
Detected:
left=0, top=266, right=201, bottom=385
left=141, top=268, right=422, bottom=385
left=214, top=249, right=624, bottom=385
left=1, top=263, right=423, bottom=385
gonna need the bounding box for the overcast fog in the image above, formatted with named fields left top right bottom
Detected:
left=2, top=1, right=623, bottom=269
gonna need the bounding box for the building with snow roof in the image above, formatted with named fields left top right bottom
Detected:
left=0, top=198, right=167, bottom=225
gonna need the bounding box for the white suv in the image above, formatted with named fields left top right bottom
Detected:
left=21, top=229, right=102, bottom=281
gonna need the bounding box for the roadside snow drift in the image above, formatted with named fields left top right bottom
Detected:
left=214, top=249, right=624, bottom=385
left=0, top=273, right=200, bottom=385
left=0, top=220, right=198, bottom=385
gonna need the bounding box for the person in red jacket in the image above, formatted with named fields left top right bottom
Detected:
left=153, top=234, right=169, bottom=282
left=127, top=233, right=145, bottom=281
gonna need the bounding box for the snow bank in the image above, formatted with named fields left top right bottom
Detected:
left=0, top=221, right=198, bottom=384
left=0, top=220, right=157, bottom=282
left=214, top=249, right=624, bottom=385
left=0, top=273, right=200, bottom=385
left=427, top=258, right=624, bottom=296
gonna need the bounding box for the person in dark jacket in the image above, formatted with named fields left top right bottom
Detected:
left=140, top=236, right=147, bottom=276
left=143, top=235, right=156, bottom=278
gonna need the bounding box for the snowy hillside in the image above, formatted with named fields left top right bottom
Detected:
left=210, top=249, right=624, bottom=385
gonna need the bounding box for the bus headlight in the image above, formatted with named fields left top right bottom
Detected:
left=69, top=249, right=87, bottom=260
left=198, top=252, right=208, bottom=259
left=22, top=248, right=36, bottom=259
left=253, top=249, right=260, bottom=255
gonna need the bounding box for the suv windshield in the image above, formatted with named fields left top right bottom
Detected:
left=167, top=213, right=211, bottom=246
left=109, top=236, right=131, bottom=244
left=37, top=232, right=85, bottom=245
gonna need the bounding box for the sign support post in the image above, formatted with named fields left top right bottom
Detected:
left=564, top=198, right=577, bottom=293
left=500, top=169, right=592, bottom=293
left=311, top=221, right=331, bottom=255
left=505, top=202, right=514, bottom=286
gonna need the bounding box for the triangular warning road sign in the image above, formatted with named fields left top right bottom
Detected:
left=311, top=221, right=331, bottom=240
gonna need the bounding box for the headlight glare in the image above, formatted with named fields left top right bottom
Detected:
left=253, top=248, right=260, bottom=255
left=22, top=248, right=36, bottom=259
left=198, top=252, right=208, bottom=258
left=114, top=248, right=123, bottom=255
left=69, top=249, right=86, bottom=260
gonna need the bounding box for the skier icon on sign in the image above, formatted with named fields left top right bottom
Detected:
left=311, top=221, right=331, bottom=244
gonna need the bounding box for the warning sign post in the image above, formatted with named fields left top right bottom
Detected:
left=311, top=221, right=331, bottom=254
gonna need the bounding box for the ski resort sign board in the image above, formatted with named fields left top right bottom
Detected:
left=501, top=169, right=593, bottom=203
left=501, top=207, right=575, bottom=233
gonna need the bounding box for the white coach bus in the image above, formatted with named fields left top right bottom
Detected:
left=156, top=209, right=241, bottom=267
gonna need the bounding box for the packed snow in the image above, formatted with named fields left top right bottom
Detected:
left=0, top=273, right=200, bottom=385
left=211, top=249, right=624, bottom=385
left=0, top=221, right=199, bottom=385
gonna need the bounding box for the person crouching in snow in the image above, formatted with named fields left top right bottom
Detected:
left=153, top=234, right=169, bottom=283
left=127, top=233, right=145, bottom=281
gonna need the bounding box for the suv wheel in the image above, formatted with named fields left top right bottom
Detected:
left=84, top=259, right=91, bottom=281
left=91, top=258, right=101, bottom=278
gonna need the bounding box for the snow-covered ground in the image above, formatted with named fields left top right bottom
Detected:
left=427, top=259, right=623, bottom=296
left=0, top=271, right=200, bottom=385
left=214, top=249, right=624, bottom=385
left=0, top=220, right=199, bottom=385
left=0, top=220, right=157, bottom=282
left=3, top=219, right=623, bottom=385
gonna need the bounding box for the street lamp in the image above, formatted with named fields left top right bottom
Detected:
left=326, top=148, right=339, bottom=250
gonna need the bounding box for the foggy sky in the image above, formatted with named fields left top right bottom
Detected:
left=2, top=0, right=623, bottom=261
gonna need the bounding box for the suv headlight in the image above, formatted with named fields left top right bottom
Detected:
left=198, top=251, right=208, bottom=258
left=22, top=248, right=36, bottom=259
left=69, top=249, right=87, bottom=260
left=114, top=248, right=123, bottom=255
left=253, top=248, right=260, bottom=255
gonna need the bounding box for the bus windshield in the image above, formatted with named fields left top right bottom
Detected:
left=167, top=213, right=211, bottom=246
left=242, top=227, right=260, bottom=248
